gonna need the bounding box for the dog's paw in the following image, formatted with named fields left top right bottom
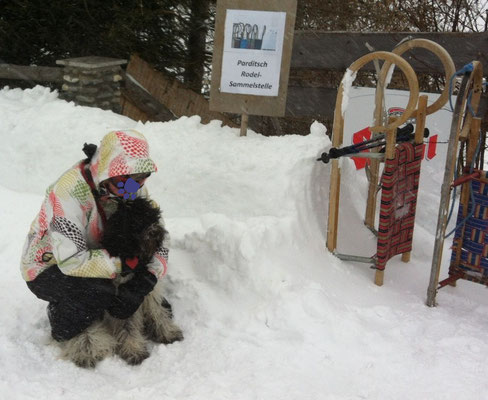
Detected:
left=164, top=327, right=184, bottom=344
left=119, top=347, right=150, bottom=366
left=65, top=342, right=109, bottom=369
left=60, top=320, right=115, bottom=369
left=73, top=356, right=99, bottom=369
left=145, top=322, right=184, bottom=344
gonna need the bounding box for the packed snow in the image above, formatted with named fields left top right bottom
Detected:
left=1, top=85, right=488, bottom=400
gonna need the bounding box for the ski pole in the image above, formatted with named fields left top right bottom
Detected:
left=317, top=124, right=429, bottom=164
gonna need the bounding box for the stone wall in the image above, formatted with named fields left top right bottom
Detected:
left=56, top=56, right=127, bottom=113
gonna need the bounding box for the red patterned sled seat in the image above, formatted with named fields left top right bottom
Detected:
left=376, top=142, right=423, bottom=271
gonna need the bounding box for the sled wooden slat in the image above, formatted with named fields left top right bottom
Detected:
left=414, top=95, right=428, bottom=146
left=467, top=118, right=482, bottom=166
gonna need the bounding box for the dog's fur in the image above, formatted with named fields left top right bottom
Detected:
left=60, top=197, right=183, bottom=368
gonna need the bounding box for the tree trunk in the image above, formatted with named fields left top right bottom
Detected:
left=451, top=0, right=462, bottom=32
left=184, top=0, right=210, bottom=93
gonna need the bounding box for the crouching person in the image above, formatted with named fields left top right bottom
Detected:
left=21, top=130, right=183, bottom=368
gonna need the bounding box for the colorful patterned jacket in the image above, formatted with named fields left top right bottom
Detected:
left=21, top=130, right=168, bottom=282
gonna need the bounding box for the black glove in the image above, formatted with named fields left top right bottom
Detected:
left=107, top=270, right=157, bottom=319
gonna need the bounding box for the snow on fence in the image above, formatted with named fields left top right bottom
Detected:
left=0, top=56, right=127, bottom=113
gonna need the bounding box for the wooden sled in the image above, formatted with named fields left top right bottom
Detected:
left=426, top=61, right=484, bottom=306
left=326, top=50, right=420, bottom=285
left=326, top=40, right=456, bottom=286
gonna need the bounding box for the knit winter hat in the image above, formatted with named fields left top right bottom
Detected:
left=89, top=130, right=157, bottom=186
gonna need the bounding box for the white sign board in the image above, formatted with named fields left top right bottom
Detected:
left=220, top=9, right=286, bottom=97
left=343, top=87, right=452, bottom=171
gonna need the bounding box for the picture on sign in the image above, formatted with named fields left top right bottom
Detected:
left=221, top=9, right=286, bottom=97
left=231, top=23, right=277, bottom=50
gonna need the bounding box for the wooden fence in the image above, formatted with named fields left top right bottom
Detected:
left=1, top=32, right=487, bottom=133
left=0, top=63, right=63, bottom=82
left=121, top=55, right=238, bottom=127
left=286, top=32, right=488, bottom=119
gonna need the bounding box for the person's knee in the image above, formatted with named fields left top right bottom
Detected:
left=48, top=302, right=104, bottom=342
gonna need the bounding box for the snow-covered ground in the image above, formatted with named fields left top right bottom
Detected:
left=1, top=85, right=488, bottom=400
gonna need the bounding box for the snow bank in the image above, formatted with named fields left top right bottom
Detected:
left=1, top=86, right=488, bottom=400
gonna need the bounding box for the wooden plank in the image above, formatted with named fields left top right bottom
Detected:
left=326, top=65, right=345, bottom=252
left=291, top=32, right=488, bottom=72
left=414, top=95, right=428, bottom=145
left=364, top=55, right=388, bottom=230
left=326, top=158, right=341, bottom=252
left=126, top=55, right=237, bottom=127
left=122, top=72, right=176, bottom=122
left=466, top=118, right=482, bottom=169
left=374, top=270, right=384, bottom=286
left=120, top=96, right=151, bottom=123
left=240, top=113, right=249, bottom=136
left=0, top=63, right=63, bottom=82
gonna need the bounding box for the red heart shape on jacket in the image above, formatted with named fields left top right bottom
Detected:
left=126, top=257, right=139, bottom=269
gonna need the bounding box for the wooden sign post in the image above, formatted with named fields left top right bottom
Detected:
left=209, top=0, right=297, bottom=135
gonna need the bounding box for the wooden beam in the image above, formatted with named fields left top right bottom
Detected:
left=127, top=54, right=238, bottom=127
left=0, top=63, right=63, bottom=82
left=286, top=33, right=487, bottom=119
left=122, top=72, right=176, bottom=122
left=285, top=87, right=488, bottom=120
left=240, top=113, right=249, bottom=137
left=291, top=32, right=488, bottom=72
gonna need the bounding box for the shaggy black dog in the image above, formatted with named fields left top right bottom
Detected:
left=101, top=197, right=167, bottom=274
left=91, top=196, right=182, bottom=367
